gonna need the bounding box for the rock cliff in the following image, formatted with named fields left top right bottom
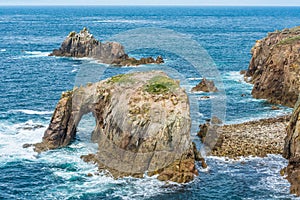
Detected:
left=34, top=71, right=202, bottom=183
left=50, top=27, right=164, bottom=66
left=244, top=26, right=300, bottom=107
left=283, top=95, right=300, bottom=196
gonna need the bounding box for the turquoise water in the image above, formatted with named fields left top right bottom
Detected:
left=0, top=6, right=299, bottom=199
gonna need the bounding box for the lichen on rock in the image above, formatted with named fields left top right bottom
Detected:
left=33, top=71, right=203, bottom=183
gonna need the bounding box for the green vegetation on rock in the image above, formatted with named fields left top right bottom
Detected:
left=277, top=35, right=300, bottom=45
left=108, top=74, right=135, bottom=84
left=144, top=75, right=179, bottom=94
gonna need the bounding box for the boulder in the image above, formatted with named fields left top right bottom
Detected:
left=244, top=26, right=300, bottom=107
left=283, top=94, right=300, bottom=196
left=50, top=27, right=164, bottom=66
left=33, top=71, right=202, bottom=183
left=191, top=78, right=218, bottom=92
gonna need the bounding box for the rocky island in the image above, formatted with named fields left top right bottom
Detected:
left=244, top=26, right=300, bottom=107
left=33, top=71, right=204, bottom=183
left=50, top=27, right=164, bottom=66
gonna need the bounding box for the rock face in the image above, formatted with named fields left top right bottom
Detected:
left=283, top=95, right=300, bottom=196
left=50, top=27, right=164, bottom=66
left=191, top=78, right=218, bottom=92
left=244, top=26, right=300, bottom=107
left=34, top=71, right=201, bottom=183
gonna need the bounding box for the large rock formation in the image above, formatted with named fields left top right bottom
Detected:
left=50, top=27, right=164, bottom=66
left=33, top=71, right=202, bottom=183
left=283, top=95, right=300, bottom=196
left=244, top=26, right=300, bottom=107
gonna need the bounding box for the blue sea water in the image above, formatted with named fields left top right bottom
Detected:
left=0, top=6, right=299, bottom=199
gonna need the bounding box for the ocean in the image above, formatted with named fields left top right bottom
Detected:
left=0, top=6, right=299, bottom=199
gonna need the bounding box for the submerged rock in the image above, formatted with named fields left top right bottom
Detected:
left=283, top=95, right=300, bottom=196
left=244, top=26, right=300, bottom=107
left=191, top=78, right=218, bottom=92
left=50, top=27, right=164, bottom=66
left=33, top=71, right=202, bottom=183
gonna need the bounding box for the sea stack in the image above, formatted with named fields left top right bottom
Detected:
left=50, top=27, right=164, bottom=66
left=283, top=95, right=300, bottom=196
left=244, top=26, right=300, bottom=107
left=33, top=71, right=202, bottom=183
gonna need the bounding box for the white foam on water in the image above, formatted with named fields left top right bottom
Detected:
left=10, top=109, right=53, bottom=115
left=188, top=77, right=202, bottom=81
left=0, top=120, right=46, bottom=164
left=71, top=68, right=78, bottom=73
left=224, top=71, right=247, bottom=83
left=0, top=49, right=6, bottom=52
left=23, top=51, right=50, bottom=58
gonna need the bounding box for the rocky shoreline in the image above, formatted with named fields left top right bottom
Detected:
left=199, top=115, right=291, bottom=159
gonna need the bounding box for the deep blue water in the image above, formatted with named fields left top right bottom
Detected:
left=0, top=6, right=299, bottom=199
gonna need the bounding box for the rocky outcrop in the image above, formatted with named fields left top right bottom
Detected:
left=50, top=27, right=164, bottom=66
left=191, top=78, right=218, bottom=92
left=244, top=26, right=300, bottom=107
left=33, top=71, right=202, bottom=183
left=283, top=95, right=300, bottom=196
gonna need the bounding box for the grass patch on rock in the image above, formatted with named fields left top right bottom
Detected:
left=108, top=74, right=135, bottom=84
left=278, top=35, right=300, bottom=45
left=144, top=75, right=179, bottom=94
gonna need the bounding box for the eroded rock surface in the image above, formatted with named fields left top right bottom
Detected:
left=244, top=26, right=300, bottom=107
left=283, top=95, right=300, bottom=196
left=34, top=71, right=201, bottom=183
left=50, top=27, right=164, bottom=66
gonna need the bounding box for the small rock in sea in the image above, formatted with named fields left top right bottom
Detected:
left=87, top=173, right=93, bottom=177
left=240, top=70, right=247, bottom=75
left=271, top=105, right=280, bottom=110
left=192, top=78, right=218, bottom=92
left=200, top=96, right=210, bottom=99
left=22, top=143, right=32, bottom=148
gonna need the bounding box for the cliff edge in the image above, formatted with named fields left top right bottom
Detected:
left=244, top=26, right=300, bottom=107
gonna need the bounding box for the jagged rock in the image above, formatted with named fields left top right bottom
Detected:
left=283, top=95, right=300, bottom=196
left=50, top=27, right=164, bottom=66
left=191, top=78, right=218, bottom=92
left=33, top=71, right=203, bottom=183
left=244, top=26, right=300, bottom=107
